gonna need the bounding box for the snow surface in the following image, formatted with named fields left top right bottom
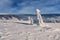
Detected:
left=0, top=21, right=60, bottom=40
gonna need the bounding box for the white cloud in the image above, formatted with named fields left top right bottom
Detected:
left=0, top=0, right=60, bottom=14
left=15, top=0, right=60, bottom=14
left=0, top=0, right=17, bottom=13
left=18, top=6, right=35, bottom=14
left=0, top=0, right=11, bottom=7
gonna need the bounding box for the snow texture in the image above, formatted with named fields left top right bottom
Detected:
left=0, top=21, right=60, bottom=40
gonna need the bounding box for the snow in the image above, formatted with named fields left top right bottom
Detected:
left=0, top=21, right=60, bottom=40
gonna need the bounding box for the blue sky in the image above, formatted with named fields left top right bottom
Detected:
left=0, top=0, right=60, bottom=14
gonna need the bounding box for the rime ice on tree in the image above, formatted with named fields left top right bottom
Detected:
left=36, top=9, right=48, bottom=27
left=28, top=17, right=33, bottom=25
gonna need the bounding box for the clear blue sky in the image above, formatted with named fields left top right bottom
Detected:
left=0, top=0, right=60, bottom=14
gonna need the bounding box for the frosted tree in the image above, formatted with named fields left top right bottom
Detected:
left=36, top=9, right=48, bottom=27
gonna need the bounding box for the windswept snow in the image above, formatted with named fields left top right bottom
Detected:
left=0, top=22, right=60, bottom=40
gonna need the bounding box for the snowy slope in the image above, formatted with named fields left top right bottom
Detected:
left=0, top=22, right=60, bottom=40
